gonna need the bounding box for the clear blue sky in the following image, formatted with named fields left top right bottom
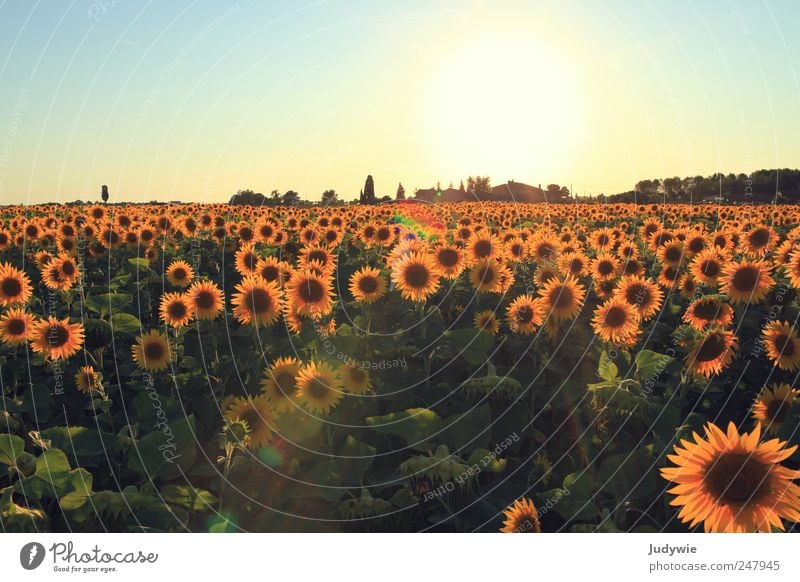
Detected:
left=0, top=0, right=798, bottom=204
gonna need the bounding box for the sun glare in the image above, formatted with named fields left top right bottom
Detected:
left=423, top=33, right=584, bottom=182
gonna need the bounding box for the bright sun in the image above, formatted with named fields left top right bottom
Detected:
left=423, top=33, right=584, bottom=183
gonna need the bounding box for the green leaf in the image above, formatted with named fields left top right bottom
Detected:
left=109, top=313, right=142, bottom=336
left=39, top=426, right=118, bottom=467
left=439, top=404, right=491, bottom=450
left=84, top=293, right=133, bottom=316
left=635, top=350, right=673, bottom=383
left=365, top=408, right=443, bottom=448
left=336, top=435, right=376, bottom=486
left=0, top=434, right=25, bottom=466
left=128, top=258, right=151, bottom=270
left=443, top=329, right=493, bottom=366
left=598, top=446, right=658, bottom=501
left=128, top=415, right=197, bottom=480
left=538, top=471, right=598, bottom=521
left=598, top=350, right=618, bottom=382
left=160, top=484, right=217, bottom=510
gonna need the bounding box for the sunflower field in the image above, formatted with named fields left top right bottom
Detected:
left=1, top=200, right=800, bottom=533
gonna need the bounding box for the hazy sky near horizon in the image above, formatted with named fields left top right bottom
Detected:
left=0, top=0, right=798, bottom=204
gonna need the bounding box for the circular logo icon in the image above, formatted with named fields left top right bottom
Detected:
left=20, top=542, right=46, bottom=570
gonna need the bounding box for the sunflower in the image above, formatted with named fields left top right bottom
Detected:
left=613, top=275, right=663, bottom=320
left=295, top=361, right=344, bottom=414
left=559, top=251, right=589, bottom=277
left=298, top=244, right=336, bottom=275
left=165, top=260, right=194, bottom=288
left=762, top=320, right=800, bottom=371
left=466, top=234, right=500, bottom=263
left=591, top=252, right=619, bottom=281
left=591, top=298, right=640, bottom=345
left=657, top=240, right=685, bottom=268
left=234, top=243, right=260, bottom=277
left=742, top=225, right=777, bottom=256
left=260, top=356, right=302, bottom=414
left=287, top=269, right=334, bottom=317
left=74, top=365, right=101, bottom=394
left=685, top=327, right=737, bottom=377
left=186, top=280, right=224, bottom=320
left=682, top=296, right=733, bottom=330
left=689, top=248, right=726, bottom=287
left=391, top=252, right=440, bottom=302
left=506, top=295, right=543, bottom=335
left=0, top=308, right=36, bottom=345
left=433, top=245, right=465, bottom=278
left=528, top=232, right=561, bottom=262
left=256, top=256, right=290, bottom=286
left=500, top=497, right=541, bottom=533
left=719, top=260, right=775, bottom=304
left=131, top=329, right=172, bottom=371
left=29, top=316, right=85, bottom=360
left=224, top=394, right=274, bottom=449
left=0, top=262, right=32, bottom=306
left=660, top=421, right=800, bottom=532
left=785, top=248, right=800, bottom=289
left=752, top=383, right=800, bottom=436
left=474, top=310, right=500, bottom=335
left=678, top=273, right=697, bottom=300
left=537, top=275, right=585, bottom=321
left=339, top=364, right=372, bottom=395
left=469, top=259, right=504, bottom=293
left=159, top=292, right=194, bottom=328
left=232, top=276, right=282, bottom=326
left=348, top=267, right=387, bottom=303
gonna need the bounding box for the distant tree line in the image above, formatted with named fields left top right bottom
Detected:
left=607, top=169, right=800, bottom=203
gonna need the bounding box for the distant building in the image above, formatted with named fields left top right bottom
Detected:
left=414, top=180, right=547, bottom=203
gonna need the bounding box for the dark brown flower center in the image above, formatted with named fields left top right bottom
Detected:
left=195, top=290, right=215, bottom=310
left=48, top=324, right=69, bottom=347
left=298, top=279, right=324, bottom=303
left=404, top=264, right=429, bottom=288
left=2, top=277, right=22, bottom=297
left=515, top=305, right=534, bottom=323
left=701, top=260, right=720, bottom=278
left=7, top=318, right=26, bottom=335
left=704, top=452, right=771, bottom=505
left=604, top=306, right=628, bottom=328
left=550, top=285, right=574, bottom=309
left=773, top=333, right=795, bottom=356
left=172, top=267, right=187, bottom=280
left=358, top=276, right=379, bottom=294
left=474, top=239, right=493, bottom=258
left=246, top=288, right=273, bottom=314
left=597, top=261, right=614, bottom=276
left=693, top=300, right=722, bottom=322
left=732, top=267, right=759, bottom=292
left=275, top=372, right=295, bottom=397
left=308, top=378, right=330, bottom=400
left=144, top=339, right=165, bottom=361
left=438, top=248, right=459, bottom=267
left=696, top=332, right=726, bottom=362
left=168, top=301, right=187, bottom=319
left=748, top=228, right=770, bottom=248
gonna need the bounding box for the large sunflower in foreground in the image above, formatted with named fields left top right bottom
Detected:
left=761, top=320, right=800, bottom=371
left=752, top=383, right=800, bottom=436
left=661, top=421, right=800, bottom=532
left=339, top=364, right=372, bottom=395
left=0, top=308, right=36, bottom=346
left=0, top=262, right=32, bottom=306
left=474, top=309, right=500, bottom=335
left=260, top=356, right=302, bottom=414
left=187, top=280, right=225, bottom=320
left=232, top=276, right=282, bottom=326
left=685, top=327, right=737, bottom=377
left=613, top=275, right=663, bottom=321
left=295, top=361, right=344, bottom=414
left=682, top=296, right=734, bottom=330
left=500, top=497, right=541, bottom=533
left=29, top=316, right=84, bottom=360
left=591, top=298, right=640, bottom=345
left=391, top=252, right=441, bottom=302
left=537, top=274, right=585, bottom=321
left=719, top=260, right=775, bottom=304
left=506, top=295, right=543, bottom=335
left=159, top=292, right=194, bottom=328
left=348, top=267, right=387, bottom=304
left=224, top=394, right=275, bottom=449
left=131, top=329, right=172, bottom=371
left=286, top=269, right=334, bottom=317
